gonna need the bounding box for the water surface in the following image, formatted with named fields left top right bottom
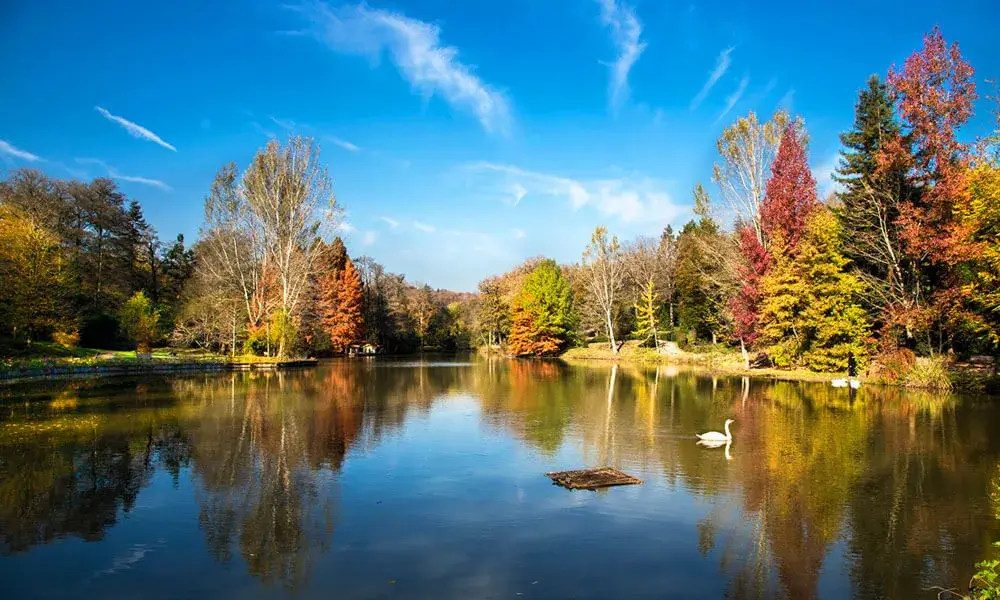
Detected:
left=1, top=358, right=998, bottom=599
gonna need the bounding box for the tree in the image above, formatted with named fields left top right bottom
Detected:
left=632, top=280, right=660, bottom=347
left=323, top=258, right=364, bottom=353
left=712, top=110, right=789, bottom=246
left=507, top=260, right=575, bottom=357
left=118, top=291, right=160, bottom=354
left=758, top=209, right=872, bottom=371
left=476, top=277, right=509, bottom=347
left=761, top=124, right=818, bottom=251
left=0, top=204, right=70, bottom=341
left=242, top=137, right=338, bottom=357
left=885, top=26, right=978, bottom=351
left=581, top=226, right=625, bottom=354
left=960, top=162, right=1000, bottom=346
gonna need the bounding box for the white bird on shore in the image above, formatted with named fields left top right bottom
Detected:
left=831, top=378, right=848, bottom=388
left=697, top=419, right=734, bottom=442
left=849, top=378, right=861, bottom=389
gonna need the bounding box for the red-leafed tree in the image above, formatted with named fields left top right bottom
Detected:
left=887, top=25, right=977, bottom=265
left=322, top=257, right=365, bottom=352
left=729, top=225, right=771, bottom=361
left=883, top=26, right=978, bottom=351
left=761, top=124, right=819, bottom=253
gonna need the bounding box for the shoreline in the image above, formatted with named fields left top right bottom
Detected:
left=0, top=357, right=318, bottom=385
left=560, top=344, right=999, bottom=393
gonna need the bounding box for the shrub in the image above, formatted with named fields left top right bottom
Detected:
left=904, top=356, right=954, bottom=390
left=118, top=292, right=161, bottom=354
left=867, top=348, right=917, bottom=384
left=51, top=330, right=79, bottom=348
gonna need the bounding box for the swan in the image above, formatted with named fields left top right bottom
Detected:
left=697, top=438, right=734, bottom=460
left=831, top=378, right=848, bottom=388
left=849, top=378, right=861, bottom=389
left=697, top=419, right=734, bottom=442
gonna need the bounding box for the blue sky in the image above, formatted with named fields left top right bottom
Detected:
left=1, top=0, right=998, bottom=291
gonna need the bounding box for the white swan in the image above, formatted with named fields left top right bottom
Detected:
left=849, top=378, right=861, bottom=389
left=697, top=438, right=734, bottom=460
left=831, top=378, right=848, bottom=388
left=697, top=419, right=733, bottom=442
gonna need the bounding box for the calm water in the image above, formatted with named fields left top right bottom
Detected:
left=1, top=358, right=999, bottom=599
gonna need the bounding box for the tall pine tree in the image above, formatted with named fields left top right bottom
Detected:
left=322, top=257, right=365, bottom=352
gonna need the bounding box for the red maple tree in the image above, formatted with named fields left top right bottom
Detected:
left=730, top=224, right=771, bottom=347
left=760, top=124, right=818, bottom=253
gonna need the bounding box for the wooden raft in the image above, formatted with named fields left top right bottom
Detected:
left=545, top=467, right=643, bottom=490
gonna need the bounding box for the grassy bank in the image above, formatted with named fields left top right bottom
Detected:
left=561, top=341, right=999, bottom=392
left=0, top=343, right=317, bottom=383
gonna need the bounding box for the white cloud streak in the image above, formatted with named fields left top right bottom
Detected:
left=691, top=47, right=733, bottom=109
left=0, top=140, right=43, bottom=162
left=294, top=2, right=511, bottom=134
left=95, top=106, right=176, bottom=152
left=75, top=157, right=172, bottom=191
left=362, top=230, right=378, bottom=246
left=328, top=136, right=360, bottom=152
left=467, top=162, right=682, bottom=224
left=717, top=76, right=749, bottom=123
left=597, top=0, right=645, bottom=112
left=413, top=221, right=436, bottom=232
left=379, top=216, right=400, bottom=229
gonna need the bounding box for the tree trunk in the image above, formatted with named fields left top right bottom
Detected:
left=740, top=338, right=750, bottom=370
left=606, top=312, right=618, bottom=355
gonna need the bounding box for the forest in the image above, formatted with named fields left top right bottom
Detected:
left=0, top=27, right=997, bottom=380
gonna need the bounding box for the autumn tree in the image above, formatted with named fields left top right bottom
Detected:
left=632, top=281, right=660, bottom=347
left=581, top=226, right=626, bottom=353
left=761, top=124, right=818, bottom=251
left=758, top=209, right=872, bottom=371
left=884, top=26, right=978, bottom=351
left=322, top=257, right=364, bottom=353
left=507, top=260, right=575, bottom=357
left=713, top=110, right=789, bottom=246
left=476, top=277, right=509, bottom=348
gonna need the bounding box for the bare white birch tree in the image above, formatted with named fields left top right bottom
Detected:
left=712, top=110, right=788, bottom=244
left=582, top=226, right=626, bottom=354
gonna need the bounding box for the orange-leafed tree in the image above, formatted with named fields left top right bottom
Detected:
left=323, top=257, right=365, bottom=353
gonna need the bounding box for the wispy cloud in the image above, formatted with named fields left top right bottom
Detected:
left=379, top=216, right=400, bottom=229
left=597, top=0, right=645, bottom=112
left=362, top=230, right=378, bottom=246
left=270, top=116, right=299, bottom=130
left=716, top=76, right=749, bottom=123
left=467, top=162, right=682, bottom=224
left=292, top=2, right=511, bottom=134
left=413, top=221, right=436, bottom=233
left=95, top=106, right=176, bottom=152
left=778, top=88, right=795, bottom=111
left=510, top=182, right=528, bottom=206
left=76, top=157, right=171, bottom=191
left=691, top=47, right=733, bottom=109
left=251, top=121, right=277, bottom=139
left=0, top=140, right=43, bottom=162
left=327, top=136, right=359, bottom=152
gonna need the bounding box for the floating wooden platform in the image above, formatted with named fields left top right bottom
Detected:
left=545, top=467, right=643, bottom=490
left=229, top=358, right=319, bottom=371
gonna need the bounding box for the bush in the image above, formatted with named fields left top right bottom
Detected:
left=904, top=356, right=953, bottom=390
left=118, top=292, right=161, bottom=354
left=867, top=348, right=917, bottom=384
left=80, top=313, right=125, bottom=349
left=967, top=544, right=1000, bottom=599
left=51, top=330, right=79, bottom=348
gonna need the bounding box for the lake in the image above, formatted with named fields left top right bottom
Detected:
left=1, top=357, right=998, bottom=599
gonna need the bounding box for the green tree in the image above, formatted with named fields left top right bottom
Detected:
left=118, top=291, right=161, bottom=354
left=758, top=209, right=872, bottom=371
left=507, top=260, right=576, bottom=356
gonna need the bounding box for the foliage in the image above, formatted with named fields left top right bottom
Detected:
left=904, top=356, right=954, bottom=390
left=117, top=292, right=161, bottom=354
left=758, top=209, right=872, bottom=371
left=760, top=123, right=818, bottom=251
left=507, top=260, right=576, bottom=356
left=968, top=547, right=1000, bottom=600
left=960, top=162, right=1000, bottom=345
left=51, top=331, right=80, bottom=348
left=321, top=258, right=365, bottom=352
left=632, top=280, right=660, bottom=347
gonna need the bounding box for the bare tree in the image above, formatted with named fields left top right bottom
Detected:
left=243, top=137, right=338, bottom=357
left=196, top=137, right=338, bottom=357
left=712, top=110, right=788, bottom=245
left=582, top=226, right=626, bottom=354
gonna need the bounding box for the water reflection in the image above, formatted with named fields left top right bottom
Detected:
left=0, top=360, right=998, bottom=599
